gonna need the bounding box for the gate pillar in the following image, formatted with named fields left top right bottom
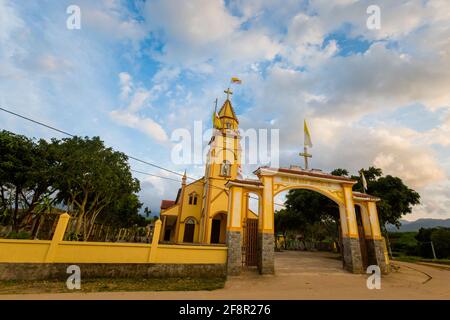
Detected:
left=258, top=176, right=275, bottom=274
left=342, top=185, right=364, bottom=273
left=366, top=201, right=390, bottom=273
left=226, top=185, right=244, bottom=276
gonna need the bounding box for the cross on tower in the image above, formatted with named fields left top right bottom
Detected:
left=224, top=88, right=233, bottom=100
left=299, top=146, right=312, bottom=170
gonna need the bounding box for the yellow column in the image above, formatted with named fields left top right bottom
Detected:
left=343, top=186, right=359, bottom=238
left=367, top=201, right=382, bottom=240
left=227, top=186, right=243, bottom=231
left=159, top=216, right=167, bottom=242
left=359, top=203, right=373, bottom=239
left=260, top=176, right=274, bottom=233
left=45, top=213, right=70, bottom=262
left=149, top=219, right=161, bottom=263
left=339, top=204, right=349, bottom=237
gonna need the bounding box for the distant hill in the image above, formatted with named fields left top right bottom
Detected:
left=387, top=218, right=450, bottom=232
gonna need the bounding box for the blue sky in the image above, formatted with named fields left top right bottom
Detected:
left=1, top=0, right=449, bottom=220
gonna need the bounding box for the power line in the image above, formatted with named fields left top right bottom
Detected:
left=0, top=106, right=192, bottom=180
left=0, top=106, right=285, bottom=208
left=131, top=169, right=182, bottom=183
left=0, top=107, right=75, bottom=137
left=128, top=156, right=194, bottom=180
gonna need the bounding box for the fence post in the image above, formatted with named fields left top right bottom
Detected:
left=148, top=220, right=162, bottom=263
left=44, top=213, right=70, bottom=263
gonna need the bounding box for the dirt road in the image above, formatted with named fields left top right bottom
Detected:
left=2, top=251, right=449, bottom=300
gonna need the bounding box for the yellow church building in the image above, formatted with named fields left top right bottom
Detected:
left=160, top=91, right=390, bottom=276
left=159, top=94, right=258, bottom=245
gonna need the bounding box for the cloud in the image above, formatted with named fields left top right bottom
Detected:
left=142, top=0, right=280, bottom=69
left=110, top=110, right=168, bottom=143
left=110, top=72, right=169, bottom=143
left=2, top=0, right=450, bottom=219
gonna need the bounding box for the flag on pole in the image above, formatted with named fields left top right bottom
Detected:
left=231, top=77, right=242, bottom=84
left=360, top=170, right=368, bottom=192
left=304, top=120, right=313, bottom=147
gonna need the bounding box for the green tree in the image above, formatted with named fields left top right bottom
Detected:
left=100, top=193, right=145, bottom=228
left=353, top=167, right=420, bottom=228
left=0, top=131, right=59, bottom=231
left=55, top=136, right=140, bottom=240
left=430, top=228, right=450, bottom=259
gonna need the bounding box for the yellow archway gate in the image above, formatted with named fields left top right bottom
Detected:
left=225, top=166, right=390, bottom=276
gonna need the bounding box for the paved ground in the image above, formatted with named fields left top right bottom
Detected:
left=2, top=251, right=450, bottom=300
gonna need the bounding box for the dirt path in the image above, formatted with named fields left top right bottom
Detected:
left=2, top=251, right=450, bottom=300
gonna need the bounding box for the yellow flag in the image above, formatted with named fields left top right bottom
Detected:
left=231, top=77, right=242, bottom=84
left=304, top=120, right=313, bottom=147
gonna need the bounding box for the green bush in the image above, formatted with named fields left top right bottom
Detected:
left=430, top=228, right=450, bottom=259
left=6, top=231, right=31, bottom=239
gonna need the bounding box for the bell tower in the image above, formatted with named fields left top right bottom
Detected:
left=199, top=89, right=242, bottom=243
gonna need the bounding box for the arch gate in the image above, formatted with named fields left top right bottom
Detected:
left=225, top=167, right=390, bottom=276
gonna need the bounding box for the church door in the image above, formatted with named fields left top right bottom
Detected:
left=211, top=219, right=221, bottom=244
left=183, top=223, right=195, bottom=243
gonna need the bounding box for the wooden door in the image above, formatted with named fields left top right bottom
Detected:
left=242, top=219, right=258, bottom=267
left=183, top=224, right=195, bottom=243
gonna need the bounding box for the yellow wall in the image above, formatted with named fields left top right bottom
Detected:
left=0, top=215, right=227, bottom=265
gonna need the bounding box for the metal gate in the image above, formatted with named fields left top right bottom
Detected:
left=242, top=219, right=258, bottom=267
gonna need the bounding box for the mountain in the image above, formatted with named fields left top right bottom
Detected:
left=387, top=218, right=450, bottom=232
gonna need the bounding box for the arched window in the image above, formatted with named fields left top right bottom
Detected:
left=220, top=160, right=231, bottom=177
left=188, top=192, right=198, bottom=205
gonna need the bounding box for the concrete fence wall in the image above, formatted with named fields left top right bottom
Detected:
left=0, top=213, right=227, bottom=265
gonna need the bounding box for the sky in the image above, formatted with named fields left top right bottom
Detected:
left=0, top=0, right=449, bottom=221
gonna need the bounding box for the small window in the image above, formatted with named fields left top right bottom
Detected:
left=189, top=193, right=198, bottom=205
left=226, top=122, right=231, bottom=129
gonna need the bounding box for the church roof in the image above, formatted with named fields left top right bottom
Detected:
left=218, top=99, right=239, bottom=123
left=160, top=200, right=176, bottom=210
left=255, top=167, right=357, bottom=183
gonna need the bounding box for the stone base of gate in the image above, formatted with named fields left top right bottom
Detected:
left=257, top=232, right=275, bottom=274
left=366, top=238, right=390, bottom=274
left=226, top=230, right=242, bottom=276
left=342, top=237, right=364, bottom=273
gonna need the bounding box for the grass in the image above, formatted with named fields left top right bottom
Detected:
left=0, top=277, right=226, bottom=295
left=392, top=255, right=450, bottom=266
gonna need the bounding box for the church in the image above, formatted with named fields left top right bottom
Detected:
left=159, top=91, right=258, bottom=245
left=159, top=88, right=389, bottom=275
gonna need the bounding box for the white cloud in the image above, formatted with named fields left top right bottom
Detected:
left=110, top=110, right=168, bottom=143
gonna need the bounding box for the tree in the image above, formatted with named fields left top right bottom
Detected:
left=430, top=228, right=450, bottom=259
left=55, top=136, right=140, bottom=240
left=330, top=168, right=349, bottom=177
left=0, top=131, right=59, bottom=232
left=353, top=167, right=420, bottom=228
left=275, top=189, right=340, bottom=250
left=100, top=193, right=145, bottom=228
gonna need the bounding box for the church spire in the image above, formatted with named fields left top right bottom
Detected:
left=217, top=89, right=239, bottom=129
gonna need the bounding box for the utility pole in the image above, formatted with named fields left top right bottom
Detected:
left=430, top=241, right=437, bottom=260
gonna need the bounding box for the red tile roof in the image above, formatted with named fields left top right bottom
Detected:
left=230, top=179, right=263, bottom=186
left=160, top=200, right=176, bottom=210
left=256, top=167, right=356, bottom=183
left=353, top=192, right=380, bottom=201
